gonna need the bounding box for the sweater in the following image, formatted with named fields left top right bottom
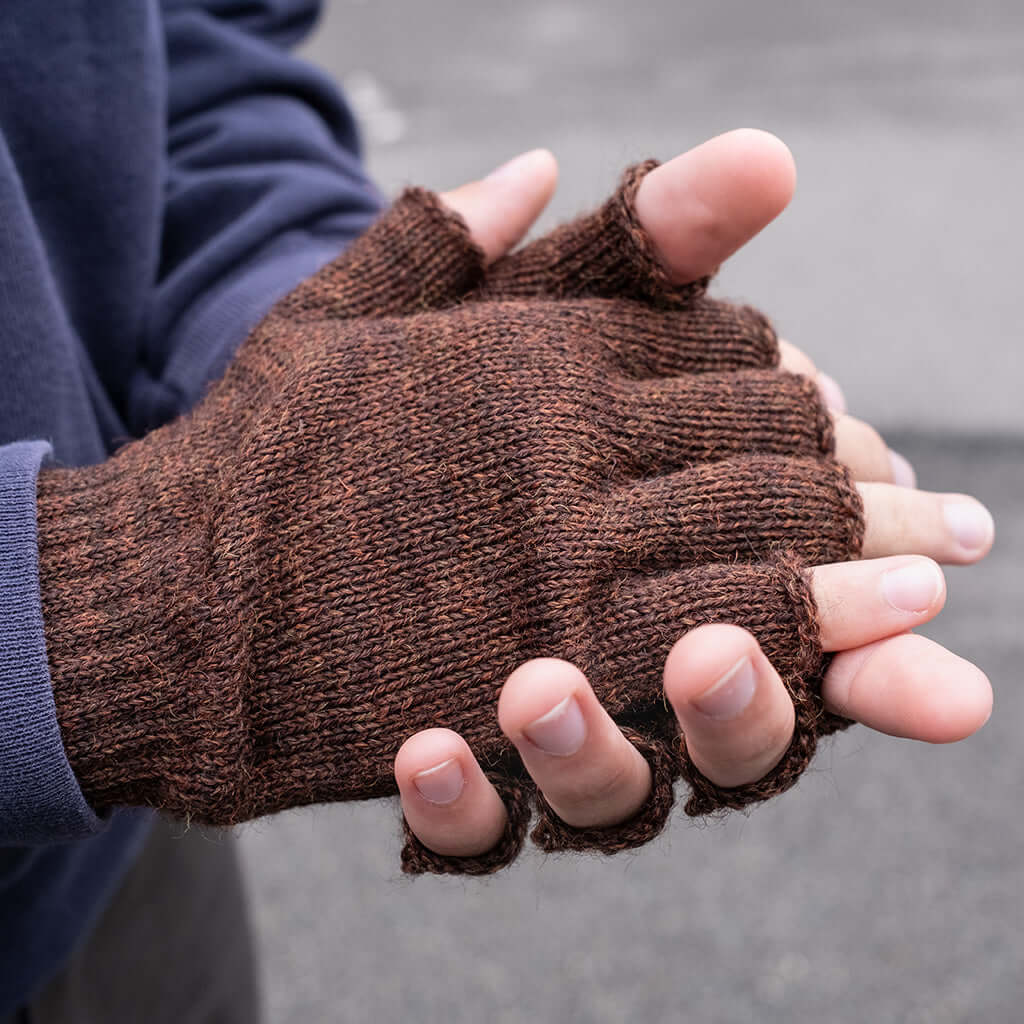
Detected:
left=0, top=0, right=379, bottom=1009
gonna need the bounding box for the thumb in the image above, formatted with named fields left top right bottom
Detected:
left=635, top=129, right=797, bottom=284
left=440, top=149, right=558, bottom=265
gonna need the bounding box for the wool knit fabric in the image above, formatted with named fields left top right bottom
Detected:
left=37, top=165, right=864, bottom=875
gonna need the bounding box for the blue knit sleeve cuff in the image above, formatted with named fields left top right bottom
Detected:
left=0, top=441, right=104, bottom=844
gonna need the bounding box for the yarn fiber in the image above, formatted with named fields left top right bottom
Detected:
left=36, top=165, right=864, bottom=874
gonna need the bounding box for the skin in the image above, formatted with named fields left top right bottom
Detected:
left=392, top=131, right=995, bottom=859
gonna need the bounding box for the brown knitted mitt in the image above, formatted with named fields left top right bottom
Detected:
left=36, top=167, right=864, bottom=876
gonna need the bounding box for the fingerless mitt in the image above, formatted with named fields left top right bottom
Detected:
left=36, top=165, right=863, bottom=874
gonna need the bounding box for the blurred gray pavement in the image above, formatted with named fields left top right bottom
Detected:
left=238, top=3, right=1024, bottom=1021
left=302, top=0, right=1024, bottom=438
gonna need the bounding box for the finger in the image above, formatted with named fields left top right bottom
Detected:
left=860, top=484, right=995, bottom=564
left=778, top=339, right=817, bottom=379
left=394, top=728, right=508, bottom=858
left=888, top=450, right=917, bottom=488
left=440, top=149, right=558, bottom=265
left=778, top=339, right=849, bottom=416
left=634, top=129, right=796, bottom=284
left=810, top=556, right=946, bottom=651
left=823, top=633, right=992, bottom=743
left=833, top=413, right=899, bottom=483
left=482, top=131, right=792, bottom=303
left=664, top=624, right=796, bottom=789
left=816, top=372, right=848, bottom=416
left=497, top=658, right=652, bottom=829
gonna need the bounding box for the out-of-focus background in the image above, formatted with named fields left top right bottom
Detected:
left=238, top=3, right=1024, bottom=1021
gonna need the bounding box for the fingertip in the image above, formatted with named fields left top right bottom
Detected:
left=394, top=727, right=470, bottom=791
left=395, top=728, right=510, bottom=858
left=778, top=338, right=818, bottom=380
left=962, top=663, right=995, bottom=737
left=663, top=623, right=761, bottom=708
left=500, top=658, right=654, bottom=830
left=974, top=666, right=995, bottom=733
left=824, top=635, right=994, bottom=743
left=817, top=372, right=848, bottom=415
left=888, top=449, right=917, bottom=489
left=635, top=129, right=796, bottom=283
left=497, top=657, right=588, bottom=734
left=918, top=653, right=993, bottom=743
left=716, top=128, right=797, bottom=211
left=441, top=149, right=559, bottom=264
left=487, top=147, right=558, bottom=189
left=943, top=496, right=996, bottom=562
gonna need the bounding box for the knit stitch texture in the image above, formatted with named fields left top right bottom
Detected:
left=37, top=165, right=864, bottom=874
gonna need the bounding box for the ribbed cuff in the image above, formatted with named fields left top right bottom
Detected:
left=0, top=441, right=104, bottom=843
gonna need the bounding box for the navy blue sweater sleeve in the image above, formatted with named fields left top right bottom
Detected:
left=132, top=0, right=383, bottom=434
left=0, top=443, right=103, bottom=843
left=0, top=0, right=382, bottom=846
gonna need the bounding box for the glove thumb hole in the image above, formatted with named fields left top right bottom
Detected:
left=634, top=129, right=796, bottom=285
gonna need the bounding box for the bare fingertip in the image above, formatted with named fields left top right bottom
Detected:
left=943, top=498, right=995, bottom=557
left=944, top=658, right=993, bottom=741
left=818, top=372, right=848, bottom=415
left=880, top=557, right=945, bottom=615
left=394, top=728, right=465, bottom=783
left=888, top=449, right=917, bottom=488
left=664, top=624, right=759, bottom=697
left=522, top=695, right=587, bottom=757
left=412, top=757, right=465, bottom=805
left=690, top=656, right=757, bottom=720
left=483, top=148, right=558, bottom=186
left=635, top=130, right=796, bottom=283
left=499, top=657, right=588, bottom=726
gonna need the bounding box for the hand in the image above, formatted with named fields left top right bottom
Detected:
left=396, top=131, right=994, bottom=865
left=42, top=144, right=874, bottom=841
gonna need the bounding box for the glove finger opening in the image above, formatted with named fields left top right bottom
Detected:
left=530, top=722, right=680, bottom=854
left=400, top=771, right=532, bottom=876
left=481, top=161, right=706, bottom=308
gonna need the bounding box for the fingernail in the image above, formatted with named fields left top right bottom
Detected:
left=882, top=560, right=943, bottom=613
left=485, top=149, right=544, bottom=184
left=412, top=757, right=464, bottom=805
left=944, top=500, right=995, bottom=553
left=692, top=656, right=757, bottom=721
left=888, top=449, right=917, bottom=488
left=817, top=372, right=847, bottom=414
left=523, top=695, right=586, bottom=756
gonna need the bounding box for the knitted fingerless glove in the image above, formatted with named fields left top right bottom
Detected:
left=36, top=167, right=863, bottom=876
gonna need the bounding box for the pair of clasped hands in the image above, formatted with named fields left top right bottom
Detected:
left=392, top=130, right=994, bottom=859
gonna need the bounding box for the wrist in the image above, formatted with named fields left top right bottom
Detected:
left=36, top=450, right=251, bottom=820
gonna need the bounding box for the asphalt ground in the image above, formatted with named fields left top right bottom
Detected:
left=237, top=4, right=1024, bottom=1021
left=240, top=435, right=1022, bottom=1024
